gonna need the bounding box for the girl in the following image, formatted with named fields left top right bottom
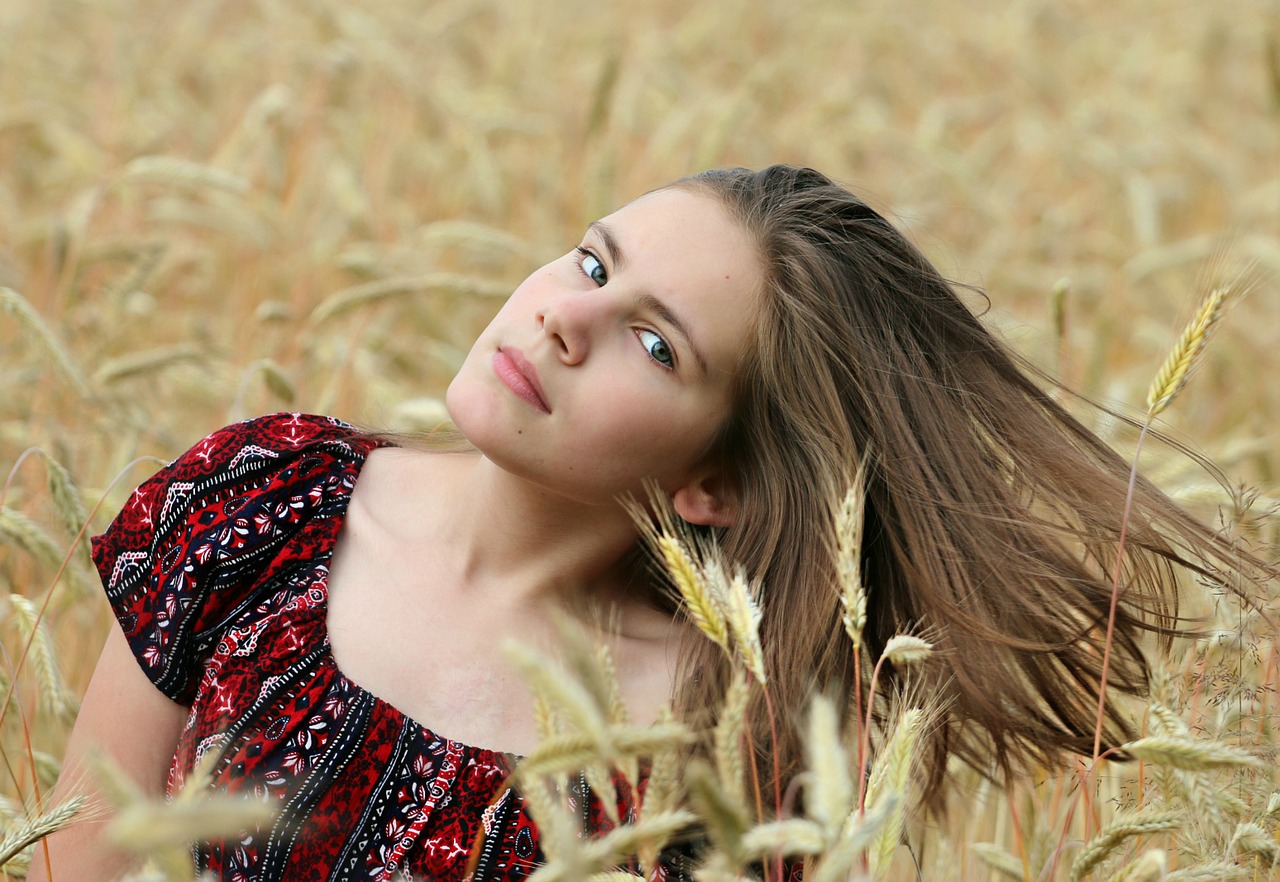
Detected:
left=34, top=165, right=1256, bottom=880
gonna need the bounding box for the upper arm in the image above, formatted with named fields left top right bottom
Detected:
left=27, top=624, right=187, bottom=882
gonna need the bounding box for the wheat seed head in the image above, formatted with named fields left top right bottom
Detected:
left=1146, top=286, right=1229, bottom=416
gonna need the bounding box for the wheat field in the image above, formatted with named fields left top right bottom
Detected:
left=1, top=0, right=1277, bottom=878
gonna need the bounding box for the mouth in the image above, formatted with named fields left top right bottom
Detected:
left=493, top=347, right=551, bottom=413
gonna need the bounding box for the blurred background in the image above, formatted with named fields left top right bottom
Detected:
left=0, top=0, right=1276, bottom=875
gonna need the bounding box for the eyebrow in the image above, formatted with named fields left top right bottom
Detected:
left=588, top=221, right=626, bottom=271
left=587, top=221, right=710, bottom=377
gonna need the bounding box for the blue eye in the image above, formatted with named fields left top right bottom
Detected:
left=638, top=329, right=674, bottom=368
left=576, top=247, right=607, bottom=286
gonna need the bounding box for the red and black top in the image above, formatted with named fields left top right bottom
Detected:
left=93, top=412, right=691, bottom=881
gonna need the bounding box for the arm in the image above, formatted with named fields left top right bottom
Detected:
left=27, top=625, right=187, bottom=882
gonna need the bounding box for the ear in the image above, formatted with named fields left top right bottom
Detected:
left=671, top=471, right=737, bottom=528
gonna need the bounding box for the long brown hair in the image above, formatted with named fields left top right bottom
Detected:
left=663, top=164, right=1268, bottom=805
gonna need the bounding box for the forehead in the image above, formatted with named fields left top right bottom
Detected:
left=596, top=188, right=762, bottom=377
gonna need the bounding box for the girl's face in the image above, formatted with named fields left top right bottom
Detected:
left=447, top=187, right=761, bottom=513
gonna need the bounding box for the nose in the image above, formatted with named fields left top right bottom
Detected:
left=538, top=293, right=605, bottom=366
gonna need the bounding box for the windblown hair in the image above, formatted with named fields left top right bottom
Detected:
left=663, top=164, right=1265, bottom=805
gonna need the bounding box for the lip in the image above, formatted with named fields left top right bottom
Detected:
left=493, top=347, right=551, bottom=413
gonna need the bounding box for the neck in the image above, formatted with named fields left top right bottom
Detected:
left=431, top=454, right=649, bottom=611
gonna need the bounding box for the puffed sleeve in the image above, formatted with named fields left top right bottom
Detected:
left=91, top=412, right=375, bottom=703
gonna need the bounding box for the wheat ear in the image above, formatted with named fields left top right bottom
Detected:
left=713, top=669, right=750, bottom=808
left=1146, top=286, right=1229, bottom=416
left=721, top=566, right=766, bottom=683
left=1121, top=736, right=1261, bottom=771
left=805, top=695, right=853, bottom=842
left=1105, top=849, right=1168, bottom=882
left=656, top=534, right=728, bottom=650
left=1163, top=862, right=1250, bottom=882
left=0, top=796, right=86, bottom=866
left=835, top=466, right=869, bottom=652
left=1230, top=822, right=1280, bottom=864
left=0, top=287, right=92, bottom=398
left=866, top=708, right=924, bottom=879
left=971, top=842, right=1026, bottom=879
left=7, top=594, right=77, bottom=723
left=1070, top=811, right=1181, bottom=881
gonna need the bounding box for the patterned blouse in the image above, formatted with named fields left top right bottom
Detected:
left=93, top=412, right=684, bottom=881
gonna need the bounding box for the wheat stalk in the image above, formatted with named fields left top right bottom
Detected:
left=880, top=635, right=933, bottom=667
left=1229, top=821, right=1280, bottom=864
left=518, top=724, right=692, bottom=779
left=505, top=642, right=609, bottom=741
left=0, top=506, right=65, bottom=571
left=117, top=155, right=249, bottom=194
left=418, top=219, right=534, bottom=259
left=309, top=273, right=512, bottom=323
left=740, top=818, right=827, bottom=860
left=686, top=760, right=749, bottom=864
left=1145, top=286, right=1229, bottom=416
left=805, top=694, right=853, bottom=841
left=7, top=594, right=77, bottom=723
left=866, top=707, right=924, bottom=879
left=1121, top=736, right=1261, bottom=771
left=578, top=809, right=696, bottom=867
left=720, top=566, right=766, bottom=683
left=712, top=669, right=750, bottom=808
left=1071, top=811, right=1181, bottom=881
left=835, top=469, right=869, bottom=652
left=585, top=761, right=621, bottom=826
left=42, top=453, right=90, bottom=544
left=971, top=841, right=1025, bottom=879
left=93, top=344, right=206, bottom=386
left=1104, top=849, right=1168, bottom=882
left=656, top=534, right=728, bottom=650
left=0, top=286, right=92, bottom=398
left=1163, top=861, right=1250, bottom=881
left=811, top=796, right=896, bottom=882
left=96, top=240, right=166, bottom=302
left=0, top=796, right=86, bottom=866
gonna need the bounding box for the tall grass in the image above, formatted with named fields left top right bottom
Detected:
left=1, top=0, right=1276, bottom=877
